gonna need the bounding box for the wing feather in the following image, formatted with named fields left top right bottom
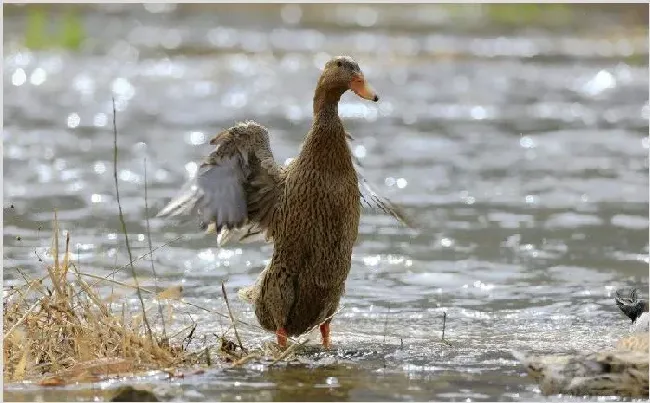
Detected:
left=349, top=135, right=415, bottom=229
left=157, top=121, right=283, bottom=244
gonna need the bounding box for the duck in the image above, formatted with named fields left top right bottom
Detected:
left=512, top=287, right=649, bottom=398
left=615, top=287, right=649, bottom=333
left=157, top=56, right=411, bottom=349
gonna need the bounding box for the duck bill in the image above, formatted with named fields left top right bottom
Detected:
left=350, top=73, right=379, bottom=102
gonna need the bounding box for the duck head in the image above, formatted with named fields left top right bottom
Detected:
left=317, top=56, right=379, bottom=102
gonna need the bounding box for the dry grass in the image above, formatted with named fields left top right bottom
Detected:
left=2, top=216, right=319, bottom=387
left=2, top=218, right=206, bottom=386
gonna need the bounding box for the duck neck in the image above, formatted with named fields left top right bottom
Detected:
left=310, top=84, right=346, bottom=137
left=299, top=84, right=351, bottom=167
left=313, top=85, right=342, bottom=119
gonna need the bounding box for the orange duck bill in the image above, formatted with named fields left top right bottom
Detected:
left=350, top=73, right=379, bottom=102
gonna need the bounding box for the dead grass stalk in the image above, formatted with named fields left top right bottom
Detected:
left=2, top=223, right=200, bottom=385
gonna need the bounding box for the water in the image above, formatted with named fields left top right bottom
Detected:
left=3, top=4, right=649, bottom=401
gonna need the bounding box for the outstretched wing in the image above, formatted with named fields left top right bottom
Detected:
left=348, top=135, right=415, bottom=229
left=157, top=121, right=284, bottom=245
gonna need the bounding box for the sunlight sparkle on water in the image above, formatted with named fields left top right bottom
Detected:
left=185, top=162, right=198, bottom=178
left=12, top=68, right=26, bottom=86
left=93, top=162, right=107, bottom=174
left=185, top=131, right=206, bottom=145
left=67, top=113, right=81, bottom=128
left=93, top=113, right=108, bottom=127
left=29, top=68, right=47, bottom=86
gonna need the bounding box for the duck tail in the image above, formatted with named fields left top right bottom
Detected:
left=237, top=285, right=257, bottom=305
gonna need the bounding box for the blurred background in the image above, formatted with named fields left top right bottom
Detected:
left=3, top=3, right=649, bottom=402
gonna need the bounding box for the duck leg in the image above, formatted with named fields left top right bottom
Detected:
left=320, top=319, right=331, bottom=349
left=276, top=327, right=288, bottom=348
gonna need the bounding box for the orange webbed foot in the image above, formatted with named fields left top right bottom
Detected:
left=276, top=328, right=288, bottom=348
left=320, top=322, right=331, bottom=349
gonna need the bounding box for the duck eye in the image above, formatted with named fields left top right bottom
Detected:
left=336, top=61, right=342, bottom=67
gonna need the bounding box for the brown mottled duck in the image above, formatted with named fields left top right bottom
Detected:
left=512, top=287, right=649, bottom=398
left=158, top=56, right=411, bottom=349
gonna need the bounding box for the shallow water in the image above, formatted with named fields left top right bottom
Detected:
left=3, top=4, right=649, bottom=402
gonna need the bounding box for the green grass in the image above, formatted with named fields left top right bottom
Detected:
left=483, top=3, right=573, bottom=27
left=24, top=6, right=85, bottom=51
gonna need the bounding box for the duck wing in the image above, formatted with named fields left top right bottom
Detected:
left=348, top=135, right=415, bottom=229
left=157, top=121, right=284, bottom=246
